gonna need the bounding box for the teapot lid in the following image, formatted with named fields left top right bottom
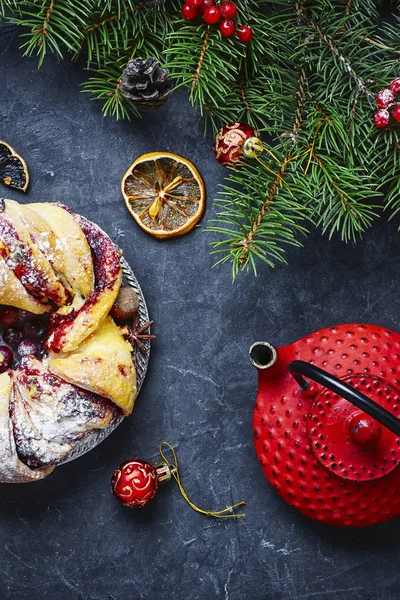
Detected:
left=309, top=374, right=400, bottom=481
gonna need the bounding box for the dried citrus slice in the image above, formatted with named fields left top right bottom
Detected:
left=121, top=151, right=205, bottom=239
left=0, top=140, right=29, bottom=192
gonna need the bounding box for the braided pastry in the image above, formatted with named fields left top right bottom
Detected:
left=0, top=200, right=136, bottom=482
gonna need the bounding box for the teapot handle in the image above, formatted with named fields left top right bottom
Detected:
left=288, top=360, right=400, bottom=437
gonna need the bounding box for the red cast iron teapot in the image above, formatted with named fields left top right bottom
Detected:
left=250, top=323, right=400, bottom=527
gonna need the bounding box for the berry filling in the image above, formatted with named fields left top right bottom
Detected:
left=0, top=216, right=70, bottom=307
left=45, top=215, right=121, bottom=353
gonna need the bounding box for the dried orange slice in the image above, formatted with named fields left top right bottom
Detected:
left=0, top=140, right=29, bottom=192
left=121, top=151, right=205, bottom=239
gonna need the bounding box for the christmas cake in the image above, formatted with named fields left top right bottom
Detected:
left=0, top=199, right=137, bottom=482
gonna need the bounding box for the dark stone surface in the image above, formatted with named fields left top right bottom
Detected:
left=1, top=24, right=400, bottom=600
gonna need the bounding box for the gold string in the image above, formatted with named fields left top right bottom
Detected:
left=254, top=155, right=289, bottom=187
left=261, top=144, right=281, bottom=165
left=159, top=442, right=246, bottom=519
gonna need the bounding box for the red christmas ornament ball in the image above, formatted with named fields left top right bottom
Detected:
left=220, top=1, right=237, bottom=18
left=237, top=24, right=253, bottom=43
left=186, top=0, right=203, bottom=7
left=389, top=78, right=400, bottom=94
left=376, top=88, right=395, bottom=109
left=182, top=3, right=199, bottom=20
left=393, top=104, right=400, bottom=122
left=220, top=19, right=235, bottom=37
left=213, top=121, right=257, bottom=167
left=111, top=459, right=159, bottom=508
left=373, top=109, right=390, bottom=129
left=203, top=5, right=221, bottom=24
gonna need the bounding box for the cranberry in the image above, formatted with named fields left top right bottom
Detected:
left=390, top=78, right=400, bottom=94
left=220, top=1, right=237, bottom=18
left=376, top=88, right=395, bottom=109
left=393, top=105, right=400, bottom=122
left=24, top=320, right=45, bottom=339
left=18, top=339, right=40, bottom=357
left=199, top=0, right=213, bottom=13
left=18, top=310, right=37, bottom=320
left=219, top=18, right=235, bottom=36
left=182, top=3, right=199, bottom=19
left=373, top=109, right=390, bottom=129
left=0, top=308, right=20, bottom=327
left=237, top=24, right=253, bottom=43
left=3, top=327, right=23, bottom=347
left=0, top=346, right=13, bottom=372
left=186, top=0, right=203, bottom=6
left=203, top=5, right=221, bottom=24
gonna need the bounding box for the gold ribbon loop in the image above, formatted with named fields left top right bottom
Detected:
left=159, top=441, right=246, bottom=519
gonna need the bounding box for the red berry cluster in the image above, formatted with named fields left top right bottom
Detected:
left=0, top=307, right=45, bottom=372
left=373, top=78, right=400, bottom=129
left=181, top=0, right=253, bottom=43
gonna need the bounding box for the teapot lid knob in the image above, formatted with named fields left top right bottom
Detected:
left=348, top=413, right=382, bottom=447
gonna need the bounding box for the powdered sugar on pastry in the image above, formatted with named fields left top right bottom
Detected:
left=0, top=371, right=54, bottom=482
left=10, top=358, right=118, bottom=469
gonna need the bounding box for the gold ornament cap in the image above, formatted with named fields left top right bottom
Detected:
left=155, top=462, right=174, bottom=482
left=243, top=136, right=263, bottom=159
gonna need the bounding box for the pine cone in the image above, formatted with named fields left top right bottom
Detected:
left=120, top=57, right=172, bottom=112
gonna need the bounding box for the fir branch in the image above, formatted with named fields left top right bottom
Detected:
left=237, top=160, right=290, bottom=266
left=236, top=66, right=309, bottom=267
left=0, top=0, right=19, bottom=17
left=192, top=26, right=210, bottom=90
left=208, top=160, right=310, bottom=278
left=165, top=23, right=244, bottom=117
left=309, top=151, right=380, bottom=241
left=83, top=8, right=135, bottom=35
left=82, top=62, right=137, bottom=120
left=345, top=0, right=353, bottom=16
left=83, top=5, right=146, bottom=66
left=361, top=36, right=400, bottom=54
left=291, top=66, right=308, bottom=145
left=36, top=0, right=55, bottom=44
left=295, top=6, right=374, bottom=101
left=11, top=0, right=92, bottom=66
left=5, top=0, right=400, bottom=278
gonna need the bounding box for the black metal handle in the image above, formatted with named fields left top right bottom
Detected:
left=288, top=360, right=400, bottom=437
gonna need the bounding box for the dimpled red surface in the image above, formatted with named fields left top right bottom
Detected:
left=253, top=324, right=400, bottom=526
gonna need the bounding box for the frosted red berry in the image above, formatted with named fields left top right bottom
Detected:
left=220, top=18, right=235, bottom=36
left=199, top=0, right=213, bottom=12
left=203, top=5, right=221, bottom=24
left=0, top=308, right=19, bottom=327
left=182, top=3, right=199, bottom=19
left=0, top=346, right=13, bottom=372
left=3, top=328, right=23, bottom=347
left=18, top=310, right=35, bottom=320
left=376, top=88, right=395, bottom=109
left=393, top=105, right=400, bottom=123
left=237, top=24, right=253, bottom=43
left=18, top=339, right=40, bottom=357
left=373, top=109, right=390, bottom=129
left=186, top=0, right=203, bottom=7
left=389, top=78, right=400, bottom=94
left=220, top=1, right=237, bottom=18
left=24, top=320, right=45, bottom=339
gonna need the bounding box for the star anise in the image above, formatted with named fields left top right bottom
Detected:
left=128, top=314, right=155, bottom=356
